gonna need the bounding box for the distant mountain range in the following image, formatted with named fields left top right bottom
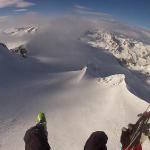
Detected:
left=81, top=30, right=150, bottom=76
left=3, top=26, right=38, bottom=36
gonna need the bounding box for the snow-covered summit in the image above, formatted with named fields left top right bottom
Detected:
left=97, top=74, right=125, bottom=86
left=3, top=26, right=38, bottom=36
left=81, top=30, right=150, bottom=76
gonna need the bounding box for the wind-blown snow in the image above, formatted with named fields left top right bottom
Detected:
left=0, top=16, right=150, bottom=150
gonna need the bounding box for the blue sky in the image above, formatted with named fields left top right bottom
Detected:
left=0, top=0, right=150, bottom=29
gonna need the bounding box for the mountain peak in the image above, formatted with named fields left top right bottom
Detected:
left=81, top=30, right=150, bottom=76
left=3, top=26, right=39, bottom=36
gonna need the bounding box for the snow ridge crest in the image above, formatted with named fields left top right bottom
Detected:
left=97, top=74, right=126, bottom=86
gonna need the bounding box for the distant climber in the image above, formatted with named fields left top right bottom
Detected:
left=24, top=112, right=51, bottom=150
left=84, top=131, right=108, bottom=150
left=120, top=111, right=150, bottom=150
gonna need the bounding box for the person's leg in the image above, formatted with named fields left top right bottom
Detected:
left=133, top=144, right=142, bottom=150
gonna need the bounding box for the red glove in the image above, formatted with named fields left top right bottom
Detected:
left=143, top=111, right=150, bottom=117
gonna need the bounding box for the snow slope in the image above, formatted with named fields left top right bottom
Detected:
left=0, top=18, right=150, bottom=150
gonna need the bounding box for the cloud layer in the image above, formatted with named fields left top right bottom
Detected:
left=73, top=4, right=112, bottom=20
left=0, top=0, right=34, bottom=8
left=13, top=8, right=27, bottom=12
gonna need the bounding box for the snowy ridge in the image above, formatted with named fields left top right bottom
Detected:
left=0, top=42, right=27, bottom=58
left=81, top=30, right=150, bottom=75
left=0, top=69, right=149, bottom=150
left=3, top=26, right=38, bottom=36
left=7, top=41, right=27, bottom=49
left=97, top=74, right=125, bottom=86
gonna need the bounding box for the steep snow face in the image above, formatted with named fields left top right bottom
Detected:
left=3, top=26, right=38, bottom=36
left=82, top=30, right=150, bottom=76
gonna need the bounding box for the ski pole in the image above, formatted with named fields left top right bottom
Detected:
left=146, top=104, right=150, bottom=112
left=125, top=131, right=141, bottom=150
left=125, top=117, right=150, bottom=150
